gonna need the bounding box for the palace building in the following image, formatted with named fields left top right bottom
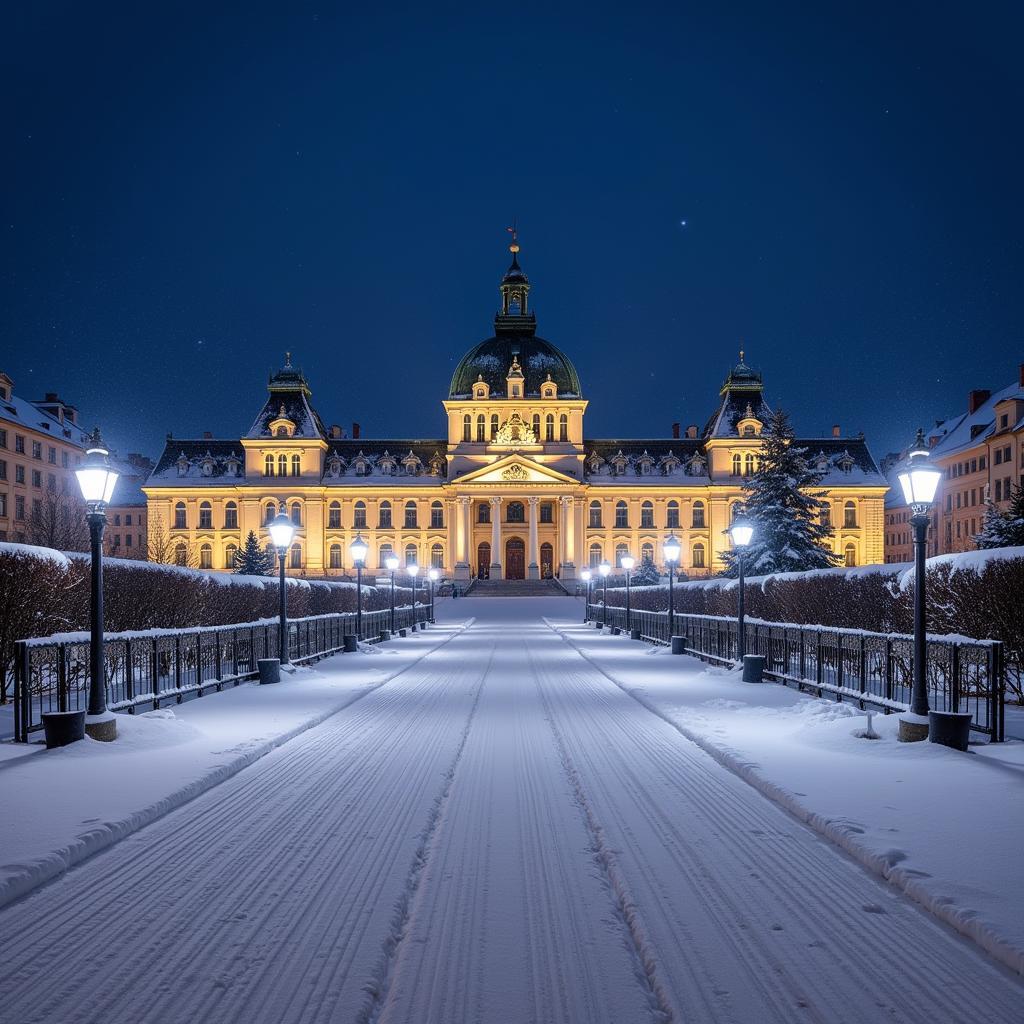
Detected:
left=143, top=242, right=888, bottom=580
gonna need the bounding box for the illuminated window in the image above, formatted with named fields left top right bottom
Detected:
left=640, top=501, right=654, bottom=528
left=329, top=544, right=342, bottom=569
left=692, top=542, right=705, bottom=568
left=559, top=414, right=568, bottom=442
left=692, top=501, right=705, bottom=528
left=354, top=501, right=366, bottom=529
left=224, top=501, right=238, bottom=529
left=379, top=501, right=392, bottom=528
left=174, top=502, right=186, bottom=529
left=328, top=501, right=341, bottom=529
left=264, top=455, right=274, bottom=476
left=666, top=500, right=679, bottom=528
left=292, top=454, right=301, bottom=476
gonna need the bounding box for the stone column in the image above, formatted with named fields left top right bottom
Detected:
left=489, top=496, right=503, bottom=579
left=559, top=495, right=575, bottom=578
left=527, top=496, right=540, bottom=579
left=455, top=496, right=471, bottom=581
left=573, top=497, right=586, bottom=569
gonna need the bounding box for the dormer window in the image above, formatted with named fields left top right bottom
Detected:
left=660, top=453, right=681, bottom=475
left=268, top=404, right=296, bottom=438
left=352, top=451, right=370, bottom=476
left=541, top=374, right=557, bottom=400
left=176, top=453, right=189, bottom=477
left=378, top=451, right=397, bottom=476
left=837, top=451, right=856, bottom=474
left=225, top=453, right=240, bottom=478
left=587, top=452, right=604, bottom=473
left=402, top=450, right=422, bottom=476
left=201, top=452, right=215, bottom=477
left=688, top=453, right=707, bottom=476
left=611, top=450, right=628, bottom=474
left=637, top=451, right=655, bottom=475
left=473, top=376, right=490, bottom=400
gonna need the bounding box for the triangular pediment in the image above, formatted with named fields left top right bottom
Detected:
left=455, top=453, right=578, bottom=486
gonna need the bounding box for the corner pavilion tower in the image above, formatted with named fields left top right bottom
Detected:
left=144, top=239, right=888, bottom=581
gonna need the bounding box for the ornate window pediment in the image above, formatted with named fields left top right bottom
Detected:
left=351, top=450, right=371, bottom=476
left=200, top=450, right=215, bottom=477
left=402, top=450, right=422, bottom=475
left=269, top=403, right=296, bottom=438
left=636, top=450, right=655, bottom=475
left=610, top=450, right=629, bottom=474
left=495, top=412, right=537, bottom=446
left=429, top=452, right=445, bottom=476
left=378, top=450, right=397, bottom=475
left=587, top=451, right=604, bottom=473
left=688, top=453, right=707, bottom=476
left=659, top=452, right=681, bottom=475
left=176, top=452, right=190, bottom=477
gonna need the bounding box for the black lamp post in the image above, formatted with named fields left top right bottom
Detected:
left=268, top=504, right=296, bottom=664
left=428, top=567, right=439, bottom=622
left=621, top=553, right=635, bottom=633
left=663, top=533, right=681, bottom=630
left=580, top=568, right=592, bottom=623
left=599, top=560, right=611, bottom=627
left=350, top=534, right=369, bottom=638
left=75, top=429, right=120, bottom=741
left=727, top=513, right=753, bottom=662
left=386, top=554, right=399, bottom=633
left=407, top=563, right=420, bottom=626
left=896, top=430, right=942, bottom=742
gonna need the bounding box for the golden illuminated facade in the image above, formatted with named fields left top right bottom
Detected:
left=144, top=244, right=888, bottom=579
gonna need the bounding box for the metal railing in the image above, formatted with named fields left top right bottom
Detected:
left=13, top=604, right=429, bottom=743
left=586, top=604, right=1005, bottom=741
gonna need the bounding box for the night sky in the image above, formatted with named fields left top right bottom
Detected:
left=3, top=3, right=1021, bottom=463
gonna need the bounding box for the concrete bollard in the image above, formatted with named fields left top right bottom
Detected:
left=741, top=654, right=766, bottom=683
left=258, top=658, right=281, bottom=685
left=399, top=628, right=408, bottom=638
left=610, top=626, right=621, bottom=636
left=670, top=636, right=685, bottom=655
left=343, top=634, right=358, bottom=653
left=379, top=629, right=391, bottom=642
left=596, top=621, right=604, bottom=630
left=630, top=628, right=642, bottom=641
left=928, top=710, right=972, bottom=752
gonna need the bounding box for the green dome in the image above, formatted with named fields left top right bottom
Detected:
left=449, top=335, right=582, bottom=398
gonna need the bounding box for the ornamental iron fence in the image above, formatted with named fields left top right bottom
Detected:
left=13, top=604, right=428, bottom=744
left=586, top=604, right=1005, bottom=742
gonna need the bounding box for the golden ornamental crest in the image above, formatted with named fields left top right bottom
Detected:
left=501, top=464, right=530, bottom=481
left=494, top=412, right=537, bottom=446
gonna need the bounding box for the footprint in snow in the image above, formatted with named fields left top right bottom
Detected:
left=861, top=904, right=886, bottom=914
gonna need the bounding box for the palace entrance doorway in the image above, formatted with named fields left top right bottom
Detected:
left=476, top=541, right=491, bottom=579
left=505, top=537, right=526, bottom=580
left=540, top=542, right=553, bottom=579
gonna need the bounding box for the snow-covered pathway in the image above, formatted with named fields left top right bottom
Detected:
left=1, top=599, right=1021, bottom=1024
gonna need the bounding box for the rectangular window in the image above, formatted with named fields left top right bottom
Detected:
left=995, top=449, right=1003, bottom=465
left=0, top=460, right=5, bottom=480
left=328, top=506, right=341, bottom=529
left=995, top=480, right=1002, bottom=501
left=353, top=506, right=367, bottom=529
left=640, top=507, right=654, bottom=528
left=15, top=435, right=24, bottom=454
left=32, top=441, right=41, bottom=460
left=0, top=429, right=6, bottom=448
left=0, top=493, right=6, bottom=517
left=47, top=474, right=55, bottom=492
left=62, top=451, right=69, bottom=468
left=15, top=495, right=25, bottom=519
left=539, top=502, right=553, bottom=524
left=614, top=506, right=628, bottom=528
left=16, top=465, right=25, bottom=484
left=980, top=455, right=987, bottom=469
left=666, top=506, right=679, bottom=528
left=48, top=446, right=56, bottom=464
left=31, top=469, right=41, bottom=488
left=114, top=514, right=121, bottom=526
left=1001, top=414, right=1009, bottom=429
left=125, top=534, right=133, bottom=548
left=126, top=514, right=132, bottom=526
left=430, top=506, right=444, bottom=528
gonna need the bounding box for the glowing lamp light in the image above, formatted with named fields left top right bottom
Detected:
left=406, top=564, right=420, bottom=578
left=349, top=534, right=369, bottom=565
left=581, top=568, right=592, bottom=582
left=428, top=568, right=439, bottom=582
left=598, top=560, right=611, bottom=578
left=385, top=555, right=400, bottom=572
left=268, top=506, right=296, bottom=551
left=729, top=515, right=754, bottom=548
left=620, top=554, right=635, bottom=572
left=897, top=430, right=941, bottom=511
left=75, top=430, right=119, bottom=508
left=663, top=534, right=681, bottom=564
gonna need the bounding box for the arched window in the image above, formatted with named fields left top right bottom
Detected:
left=292, top=454, right=301, bottom=477
left=845, top=543, right=857, bottom=567
left=615, top=543, right=629, bottom=567
left=545, top=414, right=555, bottom=442
left=692, top=542, right=706, bottom=569
left=290, top=543, right=302, bottom=569
left=462, top=414, right=472, bottom=442
left=532, top=413, right=541, bottom=438
left=614, top=501, right=628, bottom=528
left=404, top=500, right=418, bottom=528
left=589, top=542, right=602, bottom=568
left=478, top=501, right=490, bottom=523
left=430, top=500, right=444, bottom=528
left=476, top=414, right=486, bottom=442
left=329, top=544, right=342, bottom=569
left=379, top=501, right=392, bottom=528
left=199, top=543, right=212, bottom=569
left=844, top=501, right=857, bottom=528
left=507, top=501, right=525, bottom=523
left=198, top=501, right=212, bottom=529
left=379, top=542, right=394, bottom=566
left=354, top=500, right=367, bottom=529
left=431, top=543, right=444, bottom=569
left=666, top=500, right=680, bottom=528
left=264, top=502, right=276, bottom=524
left=490, top=413, right=499, bottom=440
left=640, top=501, right=654, bottom=528
left=405, top=543, right=418, bottom=566
left=264, top=454, right=274, bottom=477
left=641, top=541, right=654, bottom=563
left=692, top=501, right=706, bottom=528
left=174, top=501, right=187, bottom=530
left=589, top=501, right=602, bottom=528
left=224, top=501, right=238, bottom=530
left=559, top=414, right=568, bottom=442
left=278, top=454, right=288, bottom=476
left=745, top=453, right=756, bottom=476
left=328, top=501, right=341, bottom=529
left=174, top=542, right=188, bottom=566
left=732, top=453, right=742, bottom=476
left=224, top=543, right=237, bottom=569
left=290, top=501, right=301, bottom=526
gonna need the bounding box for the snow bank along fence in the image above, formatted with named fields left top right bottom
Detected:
left=12, top=605, right=429, bottom=744
left=586, top=604, right=1005, bottom=742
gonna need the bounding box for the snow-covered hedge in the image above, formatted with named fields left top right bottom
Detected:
left=599, top=548, right=1024, bottom=701
left=0, top=544, right=413, bottom=701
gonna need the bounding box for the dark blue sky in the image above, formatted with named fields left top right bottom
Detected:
left=3, top=3, right=1021, bottom=461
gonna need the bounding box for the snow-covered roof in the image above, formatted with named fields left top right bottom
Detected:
left=583, top=439, right=709, bottom=485
left=928, top=379, right=1024, bottom=459
left=148, top=440, right=245, bottom=485
left=323, top=440, right=447, bottom=485
left=0, top=392, right=89, bottom=447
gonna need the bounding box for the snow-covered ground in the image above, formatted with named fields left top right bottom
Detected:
left=0, top=598, right=1021, bottom=1023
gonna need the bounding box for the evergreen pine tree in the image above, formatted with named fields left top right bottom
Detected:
left=632, top=554, right=661, bottom=586
left=721, top=408, right=841, bottom=576
left=975, top=488, right=1024, bottom=549
left=233, top=530, right=274, bottom=575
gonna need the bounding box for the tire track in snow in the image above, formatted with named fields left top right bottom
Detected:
left=357, top=646, right=492, bottom=1024
left=537, top=620, right=1024, bottom=1022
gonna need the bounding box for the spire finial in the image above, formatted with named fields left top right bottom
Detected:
left=285, top=351, right=291, bottom=367
left=506, top=221, right=519, bottom=254
left=739, top=347, right=744, bottom=363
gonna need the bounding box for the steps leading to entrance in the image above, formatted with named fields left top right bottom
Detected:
left=465, top=578, right=569, bottom=597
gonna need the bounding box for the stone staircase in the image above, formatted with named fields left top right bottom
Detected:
left=464, top=578, right=569, bottom=597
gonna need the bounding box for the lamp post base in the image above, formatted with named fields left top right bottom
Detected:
left=897, top=712, right=930, bottom=743
left=85, top=711, right=118, bottom=742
